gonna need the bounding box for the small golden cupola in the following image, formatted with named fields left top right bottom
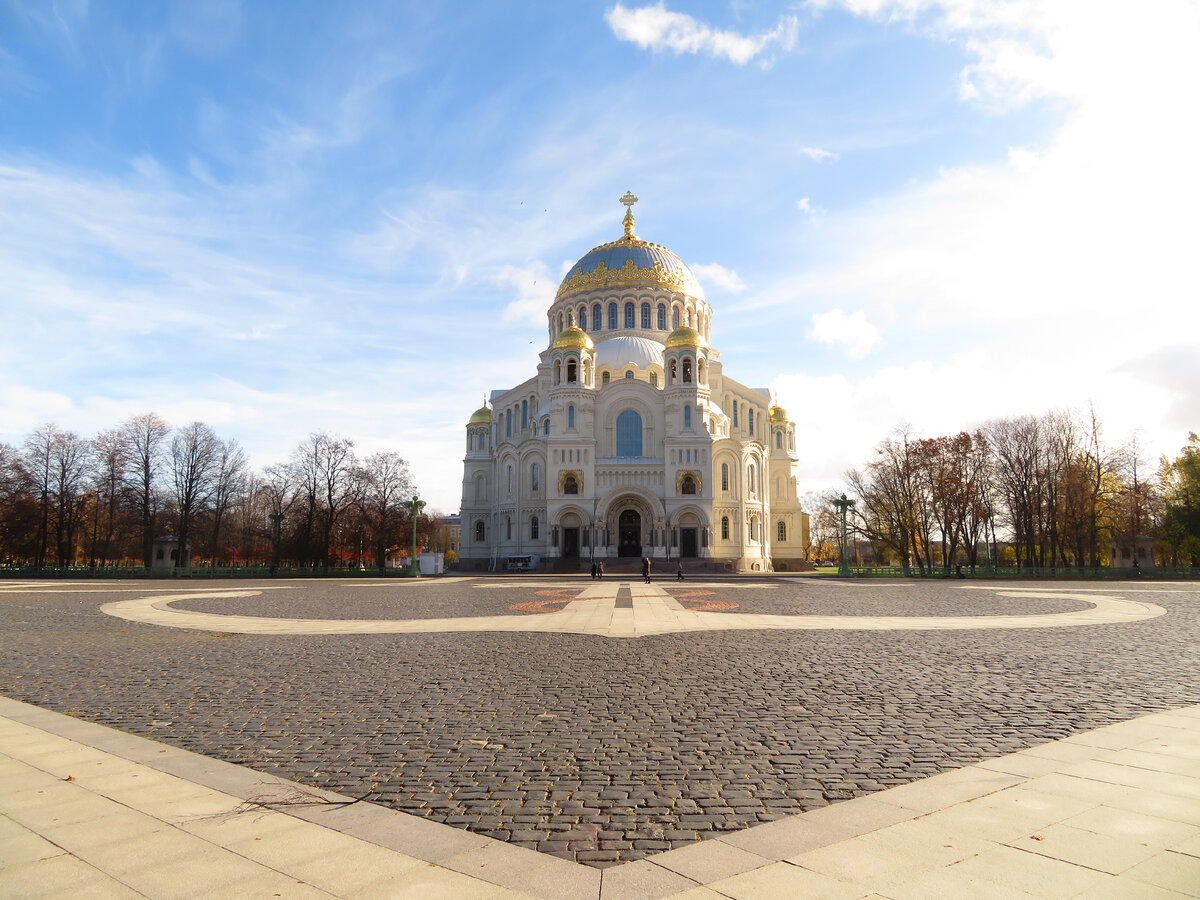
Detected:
left=468, top=405, right=492, bottom=425
left=769, top=404, right=788, bottom=423
left=665, top=325, right=706, bottom=349
left=552, top=325, right=595, bottom=351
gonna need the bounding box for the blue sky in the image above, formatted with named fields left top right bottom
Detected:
left=2, top=0, right=1198, bottom=512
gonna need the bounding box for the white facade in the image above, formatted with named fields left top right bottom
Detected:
left=460, top=199, right=807, bottom=571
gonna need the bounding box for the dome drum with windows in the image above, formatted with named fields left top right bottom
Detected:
left=462, top=192, right=807, bottom=573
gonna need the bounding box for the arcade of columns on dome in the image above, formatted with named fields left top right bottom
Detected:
left=460, top=194, right=808, bottom=571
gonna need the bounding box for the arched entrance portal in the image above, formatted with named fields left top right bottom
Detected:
left=618, top=509, right=642, bottom=558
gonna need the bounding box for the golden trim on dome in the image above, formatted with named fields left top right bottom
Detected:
left=555, top=258, right=699, bottom=301
left=552, top=326, right=595, bottom=351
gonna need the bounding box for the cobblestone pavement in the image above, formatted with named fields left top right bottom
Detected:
left=1, top=576, right=1197, bottom=868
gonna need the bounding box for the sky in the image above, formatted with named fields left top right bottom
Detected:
left=1, top=0, right=1198, bottom=513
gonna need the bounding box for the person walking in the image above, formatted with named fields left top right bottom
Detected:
left=590, top=561, right=598, bottom=580
left=642, top=556, right=651, bottom=584
left=676, top=561, right=684, bottom=581
left=597, top=561, right=604, bottom=579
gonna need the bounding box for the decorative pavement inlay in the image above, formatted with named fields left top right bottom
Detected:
left=98, top=582, right=1166, bottom=637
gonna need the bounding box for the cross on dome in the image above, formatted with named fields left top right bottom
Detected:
left=620, top=190, right=638, bottom=238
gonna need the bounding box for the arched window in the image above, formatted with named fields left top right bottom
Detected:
left=750, top=517, right=758, bottom=541
left=625, top=370, right=633, bottom=379
left=669, top=359, right=677, bottom=382
left=593, top=303, right=602, bottom=330
left=531, top=516, right=539, bottom=539
left=777, top=521, right=787, bottom=542
left=681, top=474, right=697, bottom=495
left=616, top=409, right=643, bottom=457
left=749, top=411, right=755, bottom=437
left=733, top=400, right=739, bottom=427
left=686, top=308, right=693, bottom=326
left=557, top=313, right=564, bottom=332
left=624, top=302, right=635, bottom=328
left=640, top=303, right=651, bottom=328
left=567, top=358, right=577, bottom=383
left=544, top=419, right=550, bottom=436
left=553, top=359, right=561, bottom=384
left=531, top=463, right=540, bottom=491
left=748, top=463, right=756, bottom=493
left=602, top=371, right=610, bottom=386
left=506, top=409, right=512, bottom=437
left=721, top=463, right=729, bottom=491
left=563, top=474, right=579, bottom=494
left=650, top=372, right=658, bottom=387
left=697, top=360, right=704, bottom=383
left=568, top=405, right=575, bottom=429
left=507, top=465, right=512, bottom=493
left=474, top=521, right=485, bottom=541
left=721, top=516, right=729, bottom=540
left=577, top=306, right=587, bottom=330
left=682, top=358, right=692, bottom=383
left=672, top=306, right=679, bottom=329
left=608, top=302, right=618, bottom=329
left=683, top=405, right=691, bottom=428
left=522, top=400, right=528, bottom=429
left=657, top=303, right=666, bottom=330
left=776, top=431, right=782, bottom=449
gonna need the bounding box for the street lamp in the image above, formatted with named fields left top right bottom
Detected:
left=406, top=496, right=426, bottom=576
left=832, top=494, right=856, bottom=577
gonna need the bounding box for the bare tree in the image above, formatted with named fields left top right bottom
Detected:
left=50, top=429, right=93, bottom=565
left=23, top=424, right=56, bottom=568
left=291, top=433, right=357, bottom=566
left=121, top=413, right=170, bottom=567
left=169, top=422, right=221, bottom=568
left=358, top=451, right=415, bottom=569
left=206, top=438, right=248, bottom=564
left=91, top=428, right=129, bottom=566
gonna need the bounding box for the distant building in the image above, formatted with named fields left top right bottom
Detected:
left=460, top=195, right=806, bottom=571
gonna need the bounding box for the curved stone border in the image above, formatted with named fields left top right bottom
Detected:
left=100, top=585, right=1166, bottom=638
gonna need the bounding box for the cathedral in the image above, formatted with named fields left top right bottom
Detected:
left=460, top=194, right=807, bottom=571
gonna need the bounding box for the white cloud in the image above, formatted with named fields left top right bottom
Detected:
left=800, top=146, right=837, bottom=162
left=691, top=262, right=746, bottom=294
left=606, top=3, right=798, bottom=66
left=496, top=263, right=556, bottom=326
left=807, top=309, right=882, bottom=358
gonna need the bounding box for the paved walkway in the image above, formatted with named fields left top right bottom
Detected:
left=98, top=582, right=1165, bottom=637
left=3, top=696, right=1198, bottom=899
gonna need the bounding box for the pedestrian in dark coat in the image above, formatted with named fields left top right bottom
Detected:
left=642, top=557, right=651, bottom=584
left=676, top=562, right=684, bottom=580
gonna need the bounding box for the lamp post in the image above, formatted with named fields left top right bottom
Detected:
left=832, top=494, right=856, bottom=577
left=406, top=496, right=426, bottom=576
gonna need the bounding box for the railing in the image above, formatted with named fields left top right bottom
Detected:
left=840, top=564, right=1199, bottom=579
left=0, top=564, right=421, bottom=579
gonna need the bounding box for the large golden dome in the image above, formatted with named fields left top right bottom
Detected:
left=552, top=326, right=595, bottom=351
left=468, top=405, right=492, bottom=425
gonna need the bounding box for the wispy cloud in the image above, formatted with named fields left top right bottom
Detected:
left=691, top=263, right=746, bottom=294
left=606, top=3, right=799, bottom=66
left=800, top=146, right=837, bottom=162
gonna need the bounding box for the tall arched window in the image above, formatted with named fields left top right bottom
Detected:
left=657, top=304, right=666, bottom=330
left=506, top=516, right=512, bottom=540
left=568, top=405, right=575, bottom=429
left=616, top=410, right=643, bottom=457
left=748, top=463, right=756, bottom=493
left=697, top=360, right=704, bottom=383
left=776, top=431, right=782, bottom=449
left=531, top=516, right=539, bottom=539
left=669, top=359, right=677, bottom=382
left=544, top=420, right=550, bottom=436
left=624, top=302, right=635, bottom=328
left=578, top=306, right=587, bottom=330
left=721, top=463, right=729, bottom=491
left=672, top=306, right=680, bottom=329
left=602, top=371, right=610, bottom=386
left=553, top=360, right=561, bottom=384
left=749, top=517, right=757, bottom=541
left=506, top=409, right=512, bottom=437
left=683, top=406, right=691, bottom=428
left=522, top=400, right=528, bottom=429
left=733, top=400, right=739, bottom=427
left=721, top=516, right=729, bottom=540
left=593, top=303, right=602, bottom=330
left=567, top=358, right=577, bottom=383
left=682, top=358, right=692, bottom=383
left=777, top=521, right=787, bottom=542
left=608, top=302, right=618, bottom=329
left=474, top=521, right=485, bottom=541
left=531, top=463, right=540, bottom=491
left=507, top=465, right=512, bottom=493
left=650, top=372, right=658, bottom=387
left=749, top=411, right=754, bottom=436
left=640, top=303, right=651, bottom=328
left=686, top=308, right=693, bottom=326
